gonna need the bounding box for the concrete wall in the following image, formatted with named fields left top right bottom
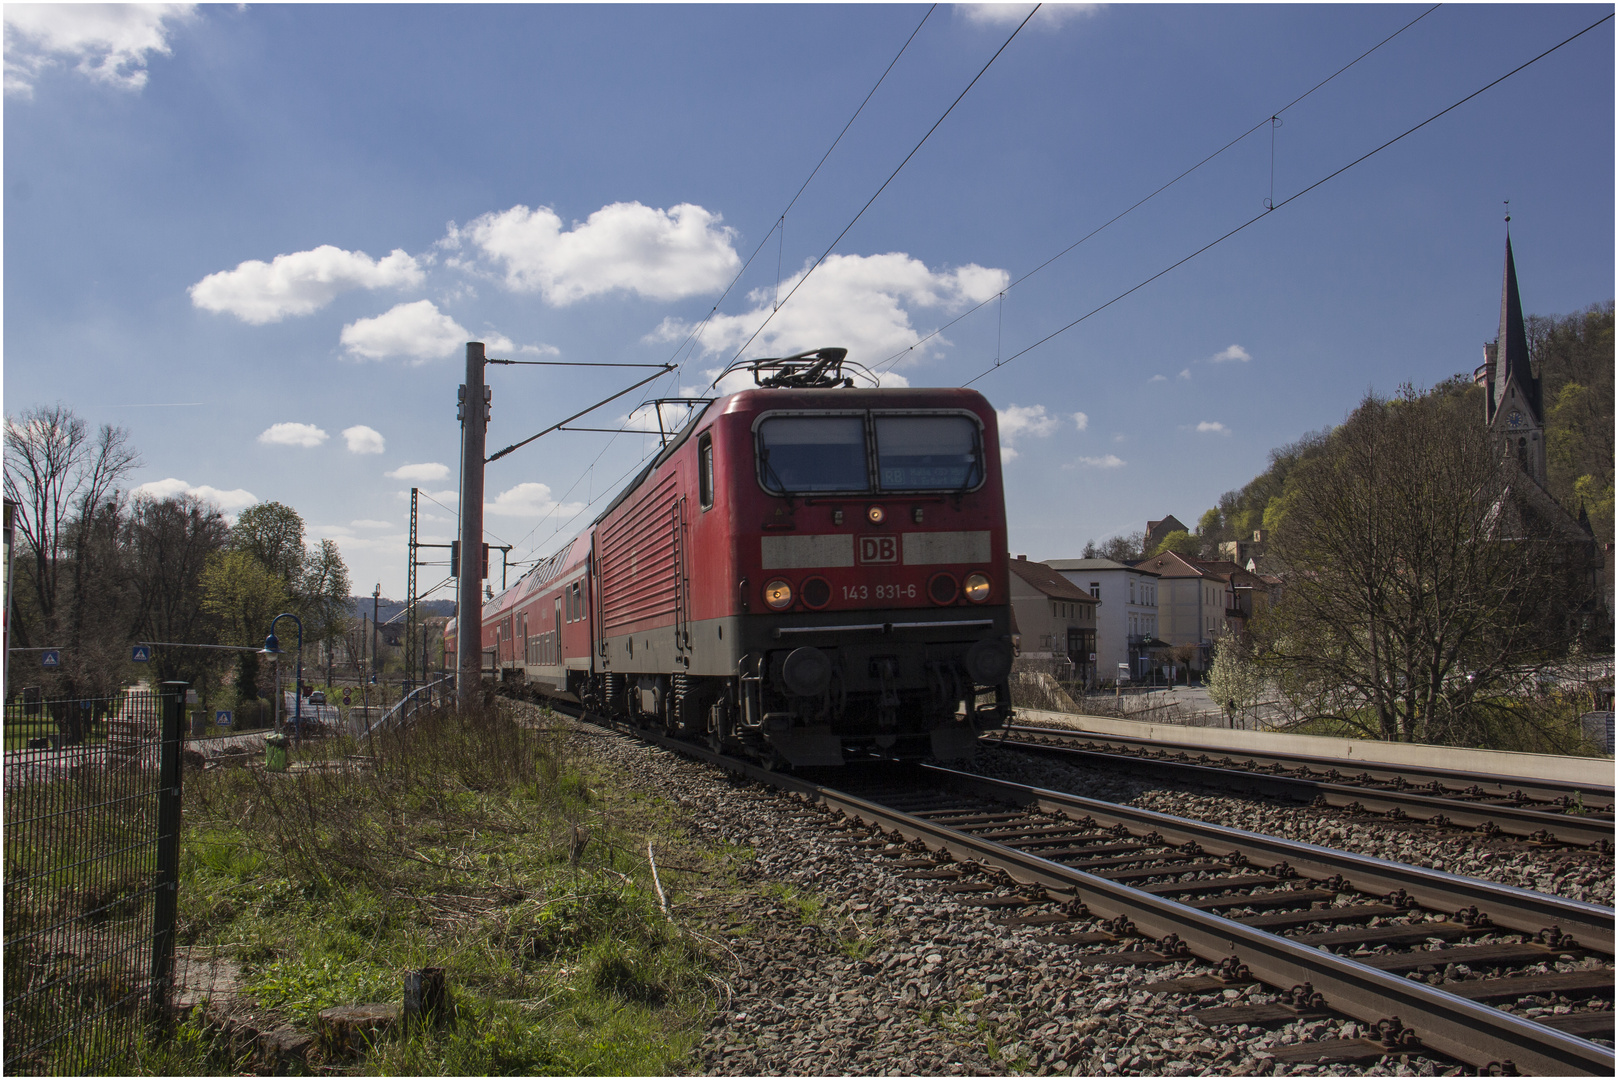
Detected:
left=1014, top=706, right=1615, bottom=788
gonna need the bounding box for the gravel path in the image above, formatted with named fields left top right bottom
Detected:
left=961, top=745, right=1616, bottom=908
left=580, top=725, right=1465, bottom=1077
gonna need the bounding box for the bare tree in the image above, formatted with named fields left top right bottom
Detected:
left=129, top=493, right=231, bottom=690
left=4, top=406, right=139, bottom=642
left=1254, top=383, right=1592, bottom=745
left=4, top=407, right=140, bottom=729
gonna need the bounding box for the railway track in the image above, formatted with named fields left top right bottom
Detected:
left=566, top=706, right=1614, bottom=1075
left=994, top=723, right=1616, bottom=849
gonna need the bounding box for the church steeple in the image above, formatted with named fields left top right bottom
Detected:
left=1478, top=234, right=1547, bottom=487
left=1493, top=235, right=1541, bottom=422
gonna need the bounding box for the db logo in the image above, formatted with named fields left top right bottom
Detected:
left=858, top=536, right=898, bottom=564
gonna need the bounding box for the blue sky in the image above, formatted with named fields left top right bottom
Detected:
left=5, top=3, right=1613, bottom=601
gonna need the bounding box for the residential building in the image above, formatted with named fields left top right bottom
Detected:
left=1045, top=557, right=1164, bottom=683
left=1131, top=550, right=1237, bottom=672
left=1007, top=555, right=1100, bottom=684
left=1218, top=529, right=1266, bottom=569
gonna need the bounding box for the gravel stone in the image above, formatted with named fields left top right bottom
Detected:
left=963, top=745, right=1615, bottom=907
left=566, top=718, right=1465, bottom=1075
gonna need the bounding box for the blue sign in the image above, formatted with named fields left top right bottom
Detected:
left=40, top=650, right=60, bottom=668
left=216, top=710, right=233, bottom=728
left=131, top=645, right=151, bottom=663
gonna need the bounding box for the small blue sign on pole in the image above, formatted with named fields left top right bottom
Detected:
left=216, top=710, right=233, bottom=729
left=40, top=650, right=60, bottom=668
left=131, top=645, right=151, bottom=663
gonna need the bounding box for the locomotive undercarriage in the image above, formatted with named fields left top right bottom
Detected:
left=585, top=624, right=1013, bottom=768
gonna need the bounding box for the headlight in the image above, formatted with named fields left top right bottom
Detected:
left=867, top=504, right=885, bottom=524
left=763, top=579, right=794, bottom=610
left=963, top=572, right=991, bottom=603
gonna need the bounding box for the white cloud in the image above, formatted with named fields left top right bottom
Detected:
left=342, top=425, right=385, bottom=454
left=660, top=252, right=1008, bottom=371
left=339, top=299, right=514, bottom=363
left=1075, top=454, right=1126, bottom=468
left=1148, top=374, right=1167, bottom=383
left=189, top=245, right=423, bottom=324
left=1072, top=411, right=1089, bottom=432
left=4, top=3, right=196, bottom=97
left=132, top=476, right=258, bottom=513
left=454, top=201, right=740, bottom=305
left=258, top=422, right=328, bottom=448
left=1196, top=421, right=1230, bottom=435
left=998, top=404, right=1060, bottom=441
left=351, top=519, right=392, bottom=529
left=486, top=482, right=587, bottom=519
left=997, top=403, right=1060, bottom=463
left=1211, top=344, right=1252, bottom=363
left=1178, top=368, right=1192, bottom=380
left=1113, top=433, right=1127, bottom=443
left=961, top=4, right=1102, bottom=30
left=385, top=462, right=451, bottom=483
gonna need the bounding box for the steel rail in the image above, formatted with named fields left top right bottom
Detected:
left=923, top=764, right=1614, bottom=955
left=834, top=777, right=1614, bottom=1076
left=996, top=729, right=1616, bottom=847
left=1004, top=723, right=1615, bottom=807
left=567, top=710, right=1613, bottom=1074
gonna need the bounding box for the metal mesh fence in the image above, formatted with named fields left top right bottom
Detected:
left=3, top=683, right=181, bottom=1075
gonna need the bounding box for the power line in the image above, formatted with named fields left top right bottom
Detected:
left=709, top=3, right=1044, bottom=384
left=660, top=5, right=938, bottom=377
left=872, top=3, right=1444, bottom=377
left=962, top=10, right=1613, bottom=387
left=491, top=10, right=941, bottom=569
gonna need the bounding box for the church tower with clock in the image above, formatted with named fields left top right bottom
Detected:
left=1473, top=235, right=1546, bottom=488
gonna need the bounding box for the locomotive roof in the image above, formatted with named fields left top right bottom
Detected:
left=589, top=384, right=993, bottom=527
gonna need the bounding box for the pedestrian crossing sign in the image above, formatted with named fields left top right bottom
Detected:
left=131, top=645, right=152, bottom=663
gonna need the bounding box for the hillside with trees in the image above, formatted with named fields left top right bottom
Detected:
left=1200, top=301, right=1614, bottom=557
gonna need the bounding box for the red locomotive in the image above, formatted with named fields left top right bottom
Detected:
left=448, top=348, right=1014, bottom=766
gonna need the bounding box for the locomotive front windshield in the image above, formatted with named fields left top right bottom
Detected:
left=757, top=416, right=869, bottom=492
left=756, top=412, right=984, bottom=493
left=874, top=415, right=981, bottom=490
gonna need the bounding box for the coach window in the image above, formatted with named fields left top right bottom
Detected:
left=699, top=434, right=715, bottom=509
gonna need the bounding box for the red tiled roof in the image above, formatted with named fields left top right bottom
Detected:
left=1008, top=555, right=1098, bottom=602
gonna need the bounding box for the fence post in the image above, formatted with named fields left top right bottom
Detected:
left=150, top=681, right=186, bottom=1019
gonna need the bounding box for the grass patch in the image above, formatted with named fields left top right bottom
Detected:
left=157, top=701, right=726, bottom=1075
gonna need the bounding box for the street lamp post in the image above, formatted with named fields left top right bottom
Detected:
left=260, top=612, right=304, bottom=750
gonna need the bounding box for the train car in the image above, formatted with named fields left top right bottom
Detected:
left=477, top=348, right=1016, bottom=766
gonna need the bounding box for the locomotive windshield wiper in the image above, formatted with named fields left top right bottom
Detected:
left=759, top=448, right=794, bottom=502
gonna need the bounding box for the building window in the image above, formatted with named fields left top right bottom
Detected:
left=1089, top=581, right=1100, bottom=598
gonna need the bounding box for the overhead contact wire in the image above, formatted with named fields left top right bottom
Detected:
left=505, top=8, right=939, bottom=568
left=874, top=3, right=1444, bottom=375
left=710, top=3, right=1043, bottom=384
left=962, top=10, right=1614, bottom=387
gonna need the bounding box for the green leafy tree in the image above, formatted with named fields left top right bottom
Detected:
left=200, top=549, right=291, bottom=702
left=231, top=502, right=308, bottom=588
left=301, top=538, right=352, bottom=684
left=1147, top=529, right=1200, bottom=559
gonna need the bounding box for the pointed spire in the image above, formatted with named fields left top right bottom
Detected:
left=1495, top=236, right=1541, bottom=420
